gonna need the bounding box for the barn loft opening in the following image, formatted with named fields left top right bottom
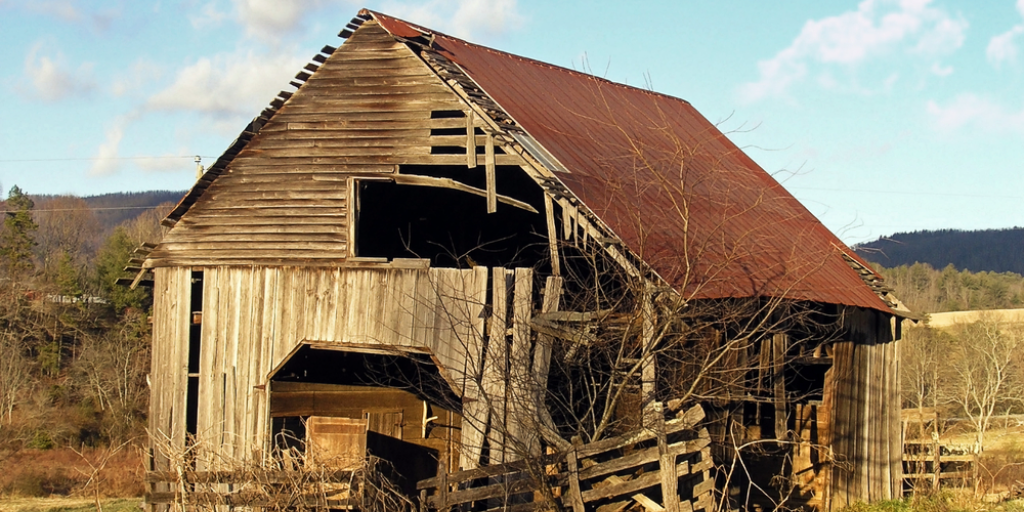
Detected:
left=354, top=164, right=547, bottom=269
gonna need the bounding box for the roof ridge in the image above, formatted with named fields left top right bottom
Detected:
left=365, top=10, right=694, bottom=108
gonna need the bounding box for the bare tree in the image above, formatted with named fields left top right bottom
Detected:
left=943, top=316, right=1024, bottom=451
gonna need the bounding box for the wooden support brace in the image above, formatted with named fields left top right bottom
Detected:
left=656, top=410, right=681, bottom=512
left=545, top=194, right=561, bottom=276
left=485, top=133, right=496, bottom=213
left=773, top=333, right=788, bottom=440
left=566, top=438, right=586, bottom=512
left=467, top=111, right=477, bottom=168
left=641, top=287, right=656, bottom=421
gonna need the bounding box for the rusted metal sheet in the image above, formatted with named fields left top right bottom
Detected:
left=371, top=11, right=889, bottom=312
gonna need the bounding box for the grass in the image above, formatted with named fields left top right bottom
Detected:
left=0, top=497, right=140, bottom=512
left=841, top=493, right=1024, bottom=512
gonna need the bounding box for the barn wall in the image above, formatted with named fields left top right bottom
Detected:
left=148, top=267, right=192, bottom=470
left=145, top=21, right=529, bottom=268
left=150, top=265, right=490, bottom=467
left=828, top=307, right=902, bottom=510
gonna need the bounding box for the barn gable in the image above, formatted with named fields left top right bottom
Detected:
left=148, top=21, right=542, bottom=269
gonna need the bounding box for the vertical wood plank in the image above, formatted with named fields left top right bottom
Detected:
left=482, top=267, right=511, bottom=465
left=773, top=333, right=788, bottom=440
left=507, top=268, right=533, bottom=459
left=485, top=133, right=496, bottom=213
left=466, top=110, right=477, bottom=169
left=544, top=194, right=560, bottom=276
left=641, top=287, right=656, bottom=421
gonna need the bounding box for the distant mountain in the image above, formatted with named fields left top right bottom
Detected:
left=32, top=190, right=185, bottom=233
left=854, top=228, right=1024, bottom=274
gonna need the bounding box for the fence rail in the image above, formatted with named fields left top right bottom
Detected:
left=417, top=405, right=714, bottom=512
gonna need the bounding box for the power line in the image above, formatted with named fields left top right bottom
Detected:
left=0, top=206, right=169, bottom=214
left=0, top=155, right=216, bottom=163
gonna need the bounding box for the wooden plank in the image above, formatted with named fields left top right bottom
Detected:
left=545, top=194, right=560, bottom=275
left=482, top=268, right=511, bottom=464
left=466, top=110, right=477, bottom=169
left=392, top=174, right=538, bottom=213
left=577, top=437, right=710, bottom=481
left=580, top=461, right=690, bottom=502
left=507, top=268, right=534, bottom=459
left=565, top=441, right=586, bottom=512
left=485, top=133, right=496, bottom=213
left=773, top=333, right=788, bottom=440
left=641, top=288, right=655, bottom=420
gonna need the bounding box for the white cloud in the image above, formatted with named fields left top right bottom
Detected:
left=739, top=0, right=966, bottom=103
left=234, top=0, right=308, bottom=37
left=926, top=94, right=1024, bottom=134
left=379, top=0, right=525, bottom=41
left=89, top=119, right=126, bottom=176
left=146, top=50, right=305, bottom=118
left=987, top=0, right=1024, bottom=70
left=24, top=1, right=117, bottom=32
left=23, top=42, right=95, bottom=101
left=112, top=59, right=163, bottom=97
left=190, top=1, right=229, bottom=30
left=930, top=62, right=953, bottom=76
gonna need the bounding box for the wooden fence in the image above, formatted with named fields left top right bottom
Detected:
left=145, top=468, right=361, bottom=509
left=417, top=405, right=714, bottom=512
left=903, top=440, right=977, bottom=492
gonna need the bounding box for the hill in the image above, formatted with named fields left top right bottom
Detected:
left=30, top=190, right=184, bottom=233
left=854, top=227, right=1024, bottom=274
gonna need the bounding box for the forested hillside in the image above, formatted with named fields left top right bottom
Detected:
left=0, top=185, right=175, bottom=496
left=873, top=262, right=1024, bottom=313
left=32, top=190, right=184, bottom=235
left=855, top=227, right=1024, bottom=274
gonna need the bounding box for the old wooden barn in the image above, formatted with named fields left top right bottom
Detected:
left=139, top=10, right=908, bottom=512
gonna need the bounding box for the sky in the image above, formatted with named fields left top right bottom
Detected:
left=1, top=0, right=1023, bottom=246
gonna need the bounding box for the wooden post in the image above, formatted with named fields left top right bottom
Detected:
left=642, top=286, right=656, bottom=424
left=773, top=333, right=788, bottom=440
left=655, top=407, right=681, bottom=512
left=438, top=460, right=449, bottom=511
left=485, top=133, right=496, bottom=213
left=544, top=194, right=560, bottom=275
left=565, top=437, right=586, bottom=512
left=466, top=110, right=477, bottom=169
left=483, top=268, right=511, bottom=465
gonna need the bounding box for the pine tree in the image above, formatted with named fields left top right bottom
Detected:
left=0, top=185, right=38, bottom=280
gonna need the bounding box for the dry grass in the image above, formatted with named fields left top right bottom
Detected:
left=0, top=447, right=143, bottom=498
left=0, top=497, right=139, bottom=512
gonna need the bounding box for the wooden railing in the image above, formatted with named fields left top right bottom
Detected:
left=417, top=405, right=715, bottom=512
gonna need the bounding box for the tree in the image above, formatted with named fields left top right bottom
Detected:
left=34, top=195, right=100, bottom=286
left=0, top=185, right=38, bottom=280
left=943, top=316, right=1024, bottom=451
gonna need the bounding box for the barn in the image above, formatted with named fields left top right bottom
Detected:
left=139, top=10, right=907, bottom=512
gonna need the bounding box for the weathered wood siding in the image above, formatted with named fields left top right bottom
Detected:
left=828, top=308, right=902, bottom=510
left=146, top=21, right=478, bottom=268
left=148, top=267, right=192, bottom=469
left=151, top=265, right=491, bottom=466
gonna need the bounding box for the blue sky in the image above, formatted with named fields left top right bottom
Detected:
left=1, top=0, right=1022, bottom=245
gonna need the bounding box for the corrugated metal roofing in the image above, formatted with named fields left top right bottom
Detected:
left=371, top=11, right=890, bottom=312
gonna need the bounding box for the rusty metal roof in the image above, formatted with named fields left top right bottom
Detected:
left=371, top=11, right=890, bottom=312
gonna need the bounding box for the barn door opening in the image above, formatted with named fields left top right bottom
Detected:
left=267, top=343, right=462, bottom=490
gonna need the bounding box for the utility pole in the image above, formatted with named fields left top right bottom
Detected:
left=195, top=155, right=204, bottom=179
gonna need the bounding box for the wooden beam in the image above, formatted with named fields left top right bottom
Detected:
left=642, top=286, right=656, bottom=421
left=466, top=110, right=477, bottom=169
left=545, top=194, right=560, bottom=275
left=485, top=133, right=496, bottom=213
left=774, top=333, right=788, bottom=440
left=392, top=174, right=537, bottom=213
